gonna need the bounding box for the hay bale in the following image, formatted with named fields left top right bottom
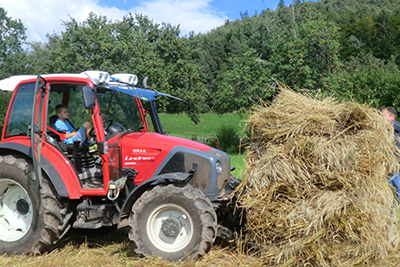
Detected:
left=239, top=87, right=400, bottom=266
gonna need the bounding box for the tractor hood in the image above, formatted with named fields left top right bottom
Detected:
left=117, top=131, right=229, bottom=190
left=119, top=132, right=211, bottom=152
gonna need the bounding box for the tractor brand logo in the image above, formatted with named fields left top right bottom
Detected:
left=124, top=156, right=155, bottom=161
left=132, top=149, right=146, bottom=153
left=124, top=148, right=159, bottom=165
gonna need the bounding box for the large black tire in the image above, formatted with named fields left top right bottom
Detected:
left=0, top=155, right=72, bottom=254
left=128, top=184, right=217, bottom=261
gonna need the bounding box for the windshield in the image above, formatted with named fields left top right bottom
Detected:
left=96, top=89, right=143, bottom=131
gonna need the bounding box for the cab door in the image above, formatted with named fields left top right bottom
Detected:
left=30, top=75, right=47, bottom=187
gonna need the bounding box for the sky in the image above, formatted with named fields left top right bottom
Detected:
left=0, top=0, right=282, bottom=43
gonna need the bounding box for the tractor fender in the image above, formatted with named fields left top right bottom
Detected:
left=118, top=172, right=192, bottom=228
left=0, top=142, right=81, bottom=199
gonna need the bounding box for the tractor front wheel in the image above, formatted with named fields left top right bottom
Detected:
left=128, top=184, right=217, bottom=261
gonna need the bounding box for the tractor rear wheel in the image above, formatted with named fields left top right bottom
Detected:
left=0, top=155, right=72, bottom=254
left=128, top=184, right=217, bottom=261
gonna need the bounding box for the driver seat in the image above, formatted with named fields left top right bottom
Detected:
left=47, top=115, right=77, bottom=141
left=46, top=115, right=95, bottom=169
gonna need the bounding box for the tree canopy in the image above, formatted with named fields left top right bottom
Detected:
left=1, top=0, right=400, bottom=121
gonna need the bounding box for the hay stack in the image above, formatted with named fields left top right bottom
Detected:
left=239, top=87, right=400, bottom=266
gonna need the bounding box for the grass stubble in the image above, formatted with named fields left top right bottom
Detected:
left=0, top=228, right=263, bottom=266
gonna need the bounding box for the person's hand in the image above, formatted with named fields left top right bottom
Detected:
left=65, top=131, right=76, bottom=138
left=82, top=121, right=92, bottom=129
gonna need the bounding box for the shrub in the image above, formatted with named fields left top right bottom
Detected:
left=205, top=135, right=218, bottom=148
left=216, top=125, right=240, bottom=153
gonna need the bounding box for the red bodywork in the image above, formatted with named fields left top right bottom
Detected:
left=117, top=133, right=211, bottom=185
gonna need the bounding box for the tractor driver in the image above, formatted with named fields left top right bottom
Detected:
left=54, top=104, right=93, bottom=145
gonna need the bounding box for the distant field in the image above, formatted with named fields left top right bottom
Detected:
left=159, top=112, right=248, bottom=139
left=159, top=113, right=248, bottom=178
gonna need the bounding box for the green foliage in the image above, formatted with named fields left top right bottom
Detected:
left=315, top=0, right=400, bottom=65
left=216, top=125, right=240, bottom=154
left=0, top=8, right=21, bottom=127
left=195, top=2, right=341, bottom=113
left=213, top=49, right=274, bottom=113
left=0, top=7, right=28, bottom=79
left=268, top=3, right=341, bottom=91
left=1, top=0, right=400, bottom=120
left=31, top=13, right=207, bottom=123
left=168, top=113, right=243, bottom=155
left=205, top=135, right=219, bottom=149
left=0, top=91, right=12, bottom=129
left=328, top=54, right=400, bottom=108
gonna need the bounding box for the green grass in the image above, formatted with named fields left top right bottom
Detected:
left=159, top=112, right=247, bottom=139
left=229, top=153, right=246, bottom=179
left=159, top=112, right=247, bottom=179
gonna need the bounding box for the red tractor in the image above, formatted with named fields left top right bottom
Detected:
left=0, top=71, right=241, bottom=260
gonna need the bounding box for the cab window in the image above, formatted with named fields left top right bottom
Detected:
left=47, top=83, right=92, bottom=127
left=4, top=83, right=35, bottom=138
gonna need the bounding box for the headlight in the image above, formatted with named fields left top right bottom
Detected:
left=111, top=73, right=138, bottom=86
left=98, top=72, right=110, bottom=84
left=82, top=70, right=110, bottom=85
left=215, top=160, right=223, bottom=174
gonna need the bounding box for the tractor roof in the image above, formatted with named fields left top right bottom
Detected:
left=0, top=73, right=180, bottom=102
left=0, top=74, right=87, bottom=92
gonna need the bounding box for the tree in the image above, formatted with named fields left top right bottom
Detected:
left=0, top=7, right=27, bottom=128
left=23, top=0, right=400, bottom=117
left=0, top=7, right=28, bottom=78
left=32, top=13, right=206, bottom=122
left=329, top=54, right=400, bottom=109
left=267, top=2, right=341, bottom=91
left=213, top=49, right=274, bottom=113
left=314, top=0, right=400, bottom=64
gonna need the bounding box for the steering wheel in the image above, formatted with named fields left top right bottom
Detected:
left=88, top=118, right=114, bottom=137
left=89, top=127, right=96, bottom=137
left=102, top=118, right=114, bottom=132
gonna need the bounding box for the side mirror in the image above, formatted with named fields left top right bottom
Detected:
left=82, top=85, right=95, bottom=109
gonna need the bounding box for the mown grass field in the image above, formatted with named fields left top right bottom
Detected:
left=0, top=113, right=252, bottom=266
left=160, top=112, right=247, bottom=139
left=0, top=228, right=263, bottom=266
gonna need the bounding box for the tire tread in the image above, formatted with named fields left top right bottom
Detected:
left=0, top=154, right=72, bottom=254
left=128, top=184, right=217, bottom=260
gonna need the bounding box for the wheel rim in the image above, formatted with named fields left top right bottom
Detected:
left=147, top=203, right=194, bottom=253
left=0, top=179, right=33, bottom=242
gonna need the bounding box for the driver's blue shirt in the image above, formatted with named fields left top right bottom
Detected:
left=55, top=119, right=78, bottom=144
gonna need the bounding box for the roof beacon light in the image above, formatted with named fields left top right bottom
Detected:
left=111, top=73, right=138, bottom=86
left=82, top=71, right=110, bottom=85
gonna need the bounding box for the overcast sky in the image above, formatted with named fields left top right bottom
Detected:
left=0, top=0, right=281, bottom=43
